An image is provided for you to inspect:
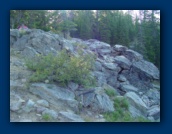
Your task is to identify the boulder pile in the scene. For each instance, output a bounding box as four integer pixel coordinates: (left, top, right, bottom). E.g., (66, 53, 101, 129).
(10, 29, 160, 122)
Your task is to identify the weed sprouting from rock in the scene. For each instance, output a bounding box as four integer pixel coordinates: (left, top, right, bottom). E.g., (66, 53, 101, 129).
(42, 113, 52, 121)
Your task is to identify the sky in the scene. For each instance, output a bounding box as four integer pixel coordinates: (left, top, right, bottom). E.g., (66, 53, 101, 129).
(123, 10, 160, 19)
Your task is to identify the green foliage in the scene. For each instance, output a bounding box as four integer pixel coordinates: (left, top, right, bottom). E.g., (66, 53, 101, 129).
(104, 111, 132, 122)
(59, 20, 77, 32)
(10, 10, 50, 31)
(25, 49, 96, 87)
(114, 97, 129, 111)
(84, 117, 93, 122)
(136, 117, 151, 122)
(105, 88, 117, 98)
(133, 10, 160, 69)
(72, 10, 94, 40)
(104, 97, 150, 122)
(42, 113, 53, 121)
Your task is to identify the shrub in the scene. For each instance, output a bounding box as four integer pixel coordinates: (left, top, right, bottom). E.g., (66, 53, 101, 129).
(114, 97, 129, 111)
(25, 49, 96, 87)
(42, 113, 52, 121)
(105, 88, 117, 98)
(104, 97, 150, 122)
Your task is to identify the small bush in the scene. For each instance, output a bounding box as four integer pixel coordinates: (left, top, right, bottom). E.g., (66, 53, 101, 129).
(114, 97, 129, 111)
(25, 49, 96, 87)
(42, 113, 52, 121)
(105, 88, 117, 98)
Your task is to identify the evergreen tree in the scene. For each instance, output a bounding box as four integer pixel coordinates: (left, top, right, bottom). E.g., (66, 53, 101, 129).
(58, 10, 77, 38)
(73, 10, 94, 40)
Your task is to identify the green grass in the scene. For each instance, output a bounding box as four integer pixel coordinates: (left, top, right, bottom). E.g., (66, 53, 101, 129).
(113, 97, 129, 111)
(42, 113, 53, 121)
(104, 84, 118, 98)
(105, 88, 117, 98)
(104, 97, 150, 122)
(84, 117, 93, 122)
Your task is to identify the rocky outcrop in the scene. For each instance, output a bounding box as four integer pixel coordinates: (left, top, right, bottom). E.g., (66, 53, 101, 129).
(29, 83, 79, 112)
(10, 29, 160, 122)
(125, 92, 148, 117)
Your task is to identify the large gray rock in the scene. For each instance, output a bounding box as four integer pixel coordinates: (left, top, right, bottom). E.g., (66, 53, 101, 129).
(102, 68, 115, 78)
(128, 105, 144, 118)
(113, 44, 127, 52)
(22, 99, 35, 113)
(117, 75, 127, 82)
(141, 95, 151, 107)
(10, 29, 62, 58)
(10, 29, 20, 38)
(10, 36, 16, 46)
(114, 56, 132, 70)
(153, 84, 160, 90)
(10, 80, 25, 90)
(93, 93, 114, 112)
(77, 87, 114, 113)
(132, 60, 159, 80)
(68, 82, 79, 91)
(94, 61, 103, 71)
(120, 85, 139, 93)
(62, 40, 74, 53)
(146, 89, 160, 106)
(147, 105, 160, 120)
(37, 100, 49, 108)
(125, 92, 148, 116)
(13, 35, 30, 51)
(70, 38, 83, 44)
(42, 109, 58, 120)
(82, 92, 95, 107)
(106, 76, 118, 88)
(36, 106, 48, 114)
(85, 87, 114, 113)
(29, 83, 78, 112)
(93, 71, 107, 86)
(98, 49, 111, 55)
(22, 46, 39, 58)
(27, 35, 60, 55)
(121, 69, 153, 92)
(103, 62, 118, 70)
(59, 111, 84, 122)
(84, 39, 111, 50)
(124, 49, 143, 62)
(100, 55, 115, 63)
(10, 93, 25, 111)
(146, 89, 160, 100)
